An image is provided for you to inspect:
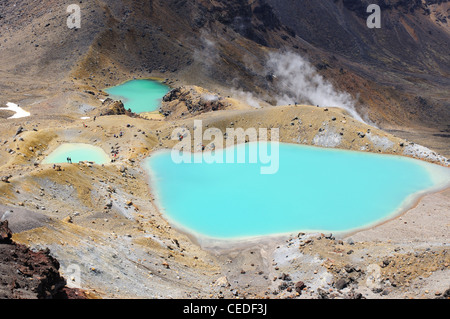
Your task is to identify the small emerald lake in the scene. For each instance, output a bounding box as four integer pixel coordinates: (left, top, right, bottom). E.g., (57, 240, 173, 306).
(104, 79, 170, 113)
(42, 143, 110, 165)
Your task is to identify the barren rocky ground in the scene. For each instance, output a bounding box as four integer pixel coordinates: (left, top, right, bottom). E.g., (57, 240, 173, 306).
(0, 220, 86, 299)
(0, 0, 449, 299)
(1, 94, 448, 299)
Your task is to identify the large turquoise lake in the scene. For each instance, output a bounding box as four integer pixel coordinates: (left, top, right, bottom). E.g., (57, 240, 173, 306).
(145, 143, 450, 240)
(104, 79, 170, 113)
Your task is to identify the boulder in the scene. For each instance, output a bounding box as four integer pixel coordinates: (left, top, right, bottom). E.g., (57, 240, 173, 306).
(14, 126, 24, 137)
(105, 201, 113, 209)
(344, 264, 355, 273)
(334, 278, 349, 290)
(63, 216, 73, 224)
(1, 175, 12, 183)
(0, 220, 12, 243)
(324, 233, 333, 239)
(279, 273, 292, 281)
(294, 281, 306, 293)
(215, 276, 230, 288)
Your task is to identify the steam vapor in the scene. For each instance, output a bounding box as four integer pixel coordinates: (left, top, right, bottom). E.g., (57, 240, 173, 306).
(267, 51, 365, 123)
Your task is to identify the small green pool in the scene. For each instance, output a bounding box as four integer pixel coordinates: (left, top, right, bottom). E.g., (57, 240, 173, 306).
(42, 143, 110, 164)
(104, 79, 170, 113)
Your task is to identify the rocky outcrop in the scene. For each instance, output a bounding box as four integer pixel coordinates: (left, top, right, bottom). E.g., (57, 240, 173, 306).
(160, 86, 228, 118)
(99, 98, 126, 116)
(98, 98, 139, 118)
(0, 221, 86, 299)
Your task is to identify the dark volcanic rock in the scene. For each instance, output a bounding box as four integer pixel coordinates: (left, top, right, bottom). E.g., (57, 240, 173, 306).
(160, 86, 227, 118)
(100, 98, 126, 116)
(99, 98, 139, 118)
(0, 221, 86, 299)
(14, 126, 24, 137)
(1, 175, 12, 183)
(0, 221, 12, 243)
(208, 0, 283, 46)
(294, 281, 306, 294)
(334, 278, 350, 290)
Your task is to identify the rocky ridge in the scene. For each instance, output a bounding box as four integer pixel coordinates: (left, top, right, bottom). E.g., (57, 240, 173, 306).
(0, 220, 87, 299)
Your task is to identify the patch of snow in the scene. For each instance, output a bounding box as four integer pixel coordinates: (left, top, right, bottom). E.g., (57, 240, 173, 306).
(0, 102, 31, 119)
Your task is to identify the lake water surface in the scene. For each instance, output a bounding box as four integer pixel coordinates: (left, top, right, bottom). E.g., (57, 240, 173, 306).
(104, 79, 170, 113)
(145, 142, 450, 240)
(42, 143, 110, 164)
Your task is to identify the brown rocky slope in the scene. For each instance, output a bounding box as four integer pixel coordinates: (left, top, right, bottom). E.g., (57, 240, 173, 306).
(0, 220, 87, 299)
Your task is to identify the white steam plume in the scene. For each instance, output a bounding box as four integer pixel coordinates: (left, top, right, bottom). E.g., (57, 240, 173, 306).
(230, 87, 262, 109)
(267, 51, 365, 123)
(193, 30, 219, 72)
